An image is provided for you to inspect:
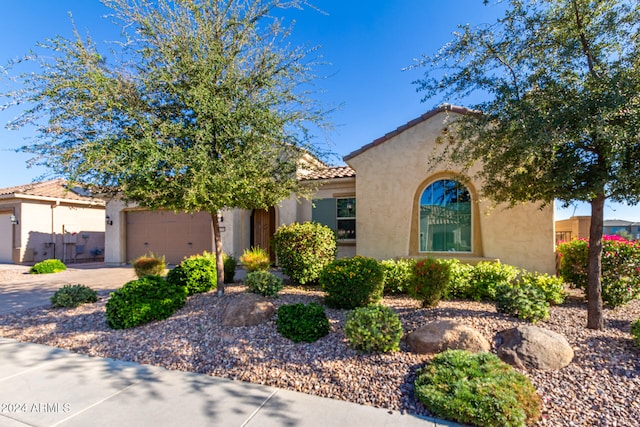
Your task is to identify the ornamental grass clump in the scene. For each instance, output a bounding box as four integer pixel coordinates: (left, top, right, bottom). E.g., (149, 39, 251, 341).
(239, 247, 271, 272)
(414, 350, 542, 427)
(166, 253, 216, 295)
(408, 258, 451, 307)
(495, 283, 549, 323)
(245, 270, 283, 298)
(132, 252, 166, 278)
(30, 259, 67, 274)
(50, 284, 98, 308)
(344, 304, 403, 353)
(276, 302, 330, 343)
(320, 256, 384, 309)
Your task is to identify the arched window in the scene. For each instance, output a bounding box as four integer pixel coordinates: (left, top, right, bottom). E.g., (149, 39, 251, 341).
(419, 179, 472, 252)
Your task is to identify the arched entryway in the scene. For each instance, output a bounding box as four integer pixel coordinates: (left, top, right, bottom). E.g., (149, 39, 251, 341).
(250, 206, 276, 262)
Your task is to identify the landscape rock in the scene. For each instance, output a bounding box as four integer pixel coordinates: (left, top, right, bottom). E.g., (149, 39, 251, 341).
(406, 319, 490, 354)
(221, 293, 275, 326)
(495, 325, 574, 370)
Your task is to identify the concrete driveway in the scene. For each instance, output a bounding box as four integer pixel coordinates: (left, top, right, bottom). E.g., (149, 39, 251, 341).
(0, 263, 137, 315)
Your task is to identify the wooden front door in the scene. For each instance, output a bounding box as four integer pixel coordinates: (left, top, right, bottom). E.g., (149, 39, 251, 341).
(252, 207, 276, 261)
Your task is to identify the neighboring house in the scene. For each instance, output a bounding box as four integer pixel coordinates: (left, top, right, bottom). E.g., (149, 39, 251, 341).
(105, 105, 556, 274)
(603, 219, 640, 240)
(0, 179, 106, 264)
(555, 216, 591, 243)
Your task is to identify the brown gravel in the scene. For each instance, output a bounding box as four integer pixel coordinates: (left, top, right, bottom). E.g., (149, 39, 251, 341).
(0, 282, 639, 426)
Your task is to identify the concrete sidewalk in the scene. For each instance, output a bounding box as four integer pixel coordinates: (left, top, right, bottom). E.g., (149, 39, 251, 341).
(0, 338, 459, 427)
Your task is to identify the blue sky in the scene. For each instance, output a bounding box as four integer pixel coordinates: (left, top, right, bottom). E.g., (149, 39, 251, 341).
(1, 0, 638, 221)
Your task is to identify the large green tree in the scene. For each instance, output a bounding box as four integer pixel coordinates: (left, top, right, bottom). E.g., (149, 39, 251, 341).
(413, 0, 640, 329)
(2, 0, 330, 295)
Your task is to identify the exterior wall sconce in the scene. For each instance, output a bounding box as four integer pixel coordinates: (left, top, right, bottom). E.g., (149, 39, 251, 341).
(217, 213, 224, 223)
(9, 214, 18, 225)
(105, 215, 113, 226)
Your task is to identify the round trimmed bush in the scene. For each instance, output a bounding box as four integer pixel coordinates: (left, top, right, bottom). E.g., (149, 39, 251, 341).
(495, 283, 550, 323)
(380, 259, 415, 295)
(245, 270, 283, 297)
(30, 259, 67, 274)
(442, 259, 474, 299)
(517, 271, 566, 305)
(50, 284, 98, 308)
(166, 254, 217, 295)
(320, 256, 384, 309)
(272, 222, 337, 285)
(468, 262, 520, 301)
(409, 258, 451, 307)
(276, 302, 330, 343)
(344, 304, 403, 353)
(414, 350, 542, 427)
(105, 276, 188, 329)
(132, 253, 166, 278)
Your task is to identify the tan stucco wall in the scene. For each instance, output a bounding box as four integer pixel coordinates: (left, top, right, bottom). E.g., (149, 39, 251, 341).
(345, 111, 556, 274)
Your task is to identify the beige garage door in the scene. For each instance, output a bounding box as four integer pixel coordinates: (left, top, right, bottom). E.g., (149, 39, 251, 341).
(0, 213, 12, 263)
(126, 210, 213, 265)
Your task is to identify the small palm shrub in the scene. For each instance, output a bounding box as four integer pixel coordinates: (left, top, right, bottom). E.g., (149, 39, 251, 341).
(50, 284, 98, 308)
(467, 262, 520, 301)
(320, 256, 384, 309)
(380, 259, 415, 294)
(240, 247, 271, 272)
(344, 304, 403, 353)
(414, 350, 542, 427)
(495, 283, 550, 323)
(272, 222, 337, 285)
(132, 253, 166, 278)
(105, 276, 188, 329)
(408, 258, 451, 307)
(223, 253, 238, 283)
(631, 319, 640, 348)
(442, 259, 473, 299)
(166, 253, 217, 295)
(517, 271, 566, 305)
(30, 259, 67, 274)
(245, 270, 283, 297)
(276, 302, 330, 343)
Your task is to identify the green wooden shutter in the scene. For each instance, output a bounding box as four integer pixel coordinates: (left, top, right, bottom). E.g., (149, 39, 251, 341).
(312, 198, 337, 231)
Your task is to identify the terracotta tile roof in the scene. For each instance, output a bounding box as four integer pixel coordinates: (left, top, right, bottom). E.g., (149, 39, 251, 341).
(299, 165, 356, 181)
(0, 179, 105, 204)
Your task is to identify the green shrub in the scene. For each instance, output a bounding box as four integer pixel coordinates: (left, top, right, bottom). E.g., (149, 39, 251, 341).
(517, 271, 566, 305)
(30, 259, 67, 274)
(414, 350, 542, 427)
(344, 304, 403, 353)
(468, 262, 520, 301)
(272, 222, 337, 285)
(495, 283, 550, 323)
(276, 302, 330, 343)
(50, 284, 98, 308)
(557, 236, 640, 307)
(223, 253, 238, 283)
(166, 253, 217, 295)
(408, 258, 451, 307)
(132, 253, 166, 278)
(320, 256, 384, 309)
(441, 259, 474, 299)
(245, 270, 284, 297)
(239, 247, 271, 272)
(105, 276, 188, 329)
(631, 320, 640, 348)
(380, 259, 415, 294)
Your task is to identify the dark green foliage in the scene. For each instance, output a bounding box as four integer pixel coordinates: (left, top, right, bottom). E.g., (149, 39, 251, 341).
(223, 253, 238, 284)
(632, 320, 640, 348)
(516, 271, 566, 305)
(245, 270, 283, 298)
(132, 253, 166, 278)
(408, 258, 451, 307)
(467, 262, 520, 301)
(166, 254, 217, 295)
(495, 284, 550, 323)
(380, 259, 415, 294)
(272, 222, 337, 285)
(50, 284, 98, 308)
(276, 302, 330, 343)
(442, 259, 473, 299)
(414, 350, 542, 427)
(30, 259, 67, 274)
(344, 305, 403, 353)
(105, 276, 188, 329)
(239, 247, 271, 272)
(320, 256, 384, 309)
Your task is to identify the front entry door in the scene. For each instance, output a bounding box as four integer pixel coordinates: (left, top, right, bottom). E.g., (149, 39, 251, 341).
(252, 207, 276, 261)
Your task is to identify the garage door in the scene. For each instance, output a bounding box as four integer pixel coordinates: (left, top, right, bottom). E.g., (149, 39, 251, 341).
(126, 211, 213, 265)
(0, 213, 12, 263)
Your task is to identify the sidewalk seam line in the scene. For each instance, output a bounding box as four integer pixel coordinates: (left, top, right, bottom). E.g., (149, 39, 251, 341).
(239, 389, 279, 427)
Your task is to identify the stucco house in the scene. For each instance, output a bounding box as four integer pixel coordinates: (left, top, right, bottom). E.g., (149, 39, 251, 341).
(0, 179, 106, 264)
(105, 105, 556, 274)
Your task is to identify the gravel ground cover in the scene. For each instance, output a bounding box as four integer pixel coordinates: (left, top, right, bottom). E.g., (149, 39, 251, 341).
(0, 280, 639, 426)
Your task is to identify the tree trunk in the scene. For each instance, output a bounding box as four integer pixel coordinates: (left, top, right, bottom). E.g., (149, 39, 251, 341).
(586, 194, 605, 329)
(211, 212, 225, 297)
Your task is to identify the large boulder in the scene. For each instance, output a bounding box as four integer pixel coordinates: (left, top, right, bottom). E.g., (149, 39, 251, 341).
(495, 325, 574, 370)
(406, 320, 490, 354)
(221, 293, 276, 327)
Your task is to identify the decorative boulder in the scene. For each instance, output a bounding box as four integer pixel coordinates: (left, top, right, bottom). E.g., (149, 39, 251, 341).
(221, 293, 276, 327)
(406, 320, 490, 354)
(495, 325, 574, 370)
